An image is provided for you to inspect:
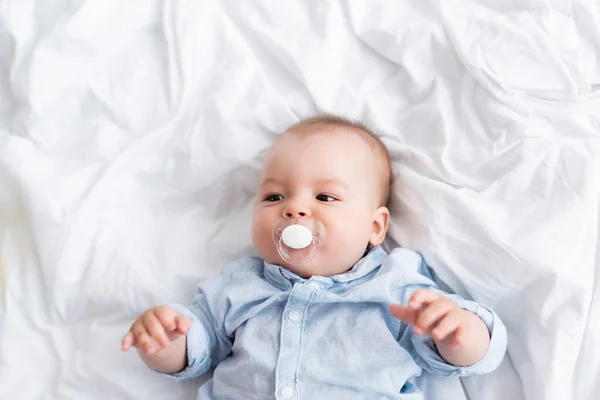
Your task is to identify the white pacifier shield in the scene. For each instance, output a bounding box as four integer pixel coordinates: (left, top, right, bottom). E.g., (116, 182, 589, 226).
(281, 224, 313, 249)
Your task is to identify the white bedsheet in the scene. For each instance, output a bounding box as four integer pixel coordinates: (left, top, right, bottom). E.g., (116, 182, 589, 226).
(1, 1, 600, 399)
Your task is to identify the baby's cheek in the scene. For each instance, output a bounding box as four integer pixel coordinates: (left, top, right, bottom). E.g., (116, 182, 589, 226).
(253, 216, 279, 260)
(251, 219, 268, 250)
(339, 215, 370, 243)
(326, 226, 365, 260)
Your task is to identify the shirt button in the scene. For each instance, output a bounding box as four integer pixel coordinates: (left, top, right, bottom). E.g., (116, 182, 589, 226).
(287, 311, 301, 322)
(309, 282, 320, 289)
(280, 386, 295, 399)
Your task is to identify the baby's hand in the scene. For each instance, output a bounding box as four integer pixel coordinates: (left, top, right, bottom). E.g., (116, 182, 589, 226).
(121, 305, 191, 356)
(389, 289, 468, 347)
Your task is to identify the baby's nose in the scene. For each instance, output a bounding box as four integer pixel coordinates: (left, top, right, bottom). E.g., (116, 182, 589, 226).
(283, 203, 310, 219)
(286, 210, 307, 218)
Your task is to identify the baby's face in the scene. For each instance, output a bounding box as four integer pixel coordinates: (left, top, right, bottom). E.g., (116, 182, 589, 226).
(252, 127, 389, 277)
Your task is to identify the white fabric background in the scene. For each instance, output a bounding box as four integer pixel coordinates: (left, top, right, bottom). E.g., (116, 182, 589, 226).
(1, 1, 599, 399)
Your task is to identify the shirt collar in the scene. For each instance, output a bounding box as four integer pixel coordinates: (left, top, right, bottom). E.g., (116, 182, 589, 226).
(263, 246, 388, 289)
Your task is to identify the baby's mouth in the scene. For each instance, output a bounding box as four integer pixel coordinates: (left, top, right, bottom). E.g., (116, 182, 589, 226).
(273, 219, 325, 266)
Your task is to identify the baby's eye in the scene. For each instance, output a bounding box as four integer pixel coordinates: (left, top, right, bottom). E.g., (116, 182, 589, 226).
(265, 194, 284, 202)
(316, 194, 337, 202)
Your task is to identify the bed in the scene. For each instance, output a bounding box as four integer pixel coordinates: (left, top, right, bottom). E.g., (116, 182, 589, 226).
(1, 1, 599, 399)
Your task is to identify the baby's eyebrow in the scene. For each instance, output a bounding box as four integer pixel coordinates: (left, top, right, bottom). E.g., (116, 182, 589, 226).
(314, 178, 349, 190)
(259, 177, 349, 190)
(260, 177, 285, 186)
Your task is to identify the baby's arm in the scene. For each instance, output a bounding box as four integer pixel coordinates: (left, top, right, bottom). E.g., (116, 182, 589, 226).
(390, 289, 491, 367)
(122, 305, 191, 373)
(122, 271, 236, 380)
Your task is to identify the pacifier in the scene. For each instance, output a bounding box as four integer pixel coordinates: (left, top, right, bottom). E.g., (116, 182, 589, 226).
(273, 219, 325, 265)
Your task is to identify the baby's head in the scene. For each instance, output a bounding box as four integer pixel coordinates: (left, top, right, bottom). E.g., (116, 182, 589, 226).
(252, 115, 391, 278)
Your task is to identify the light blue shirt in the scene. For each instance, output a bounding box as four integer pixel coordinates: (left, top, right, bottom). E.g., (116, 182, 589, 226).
(163, 246, 507, 399)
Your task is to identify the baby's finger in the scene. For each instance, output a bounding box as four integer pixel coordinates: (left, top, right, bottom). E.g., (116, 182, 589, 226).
(175, 316, 191, 335)
(154, 305, 178, 331)
(389, 304, 417, 325)
(143, 312, 170, 348)
(414, 298, 455, 335)
(136, 331, 156, 355)
(432, 310, 464, 342)
(408, 289, 441, 309)
(121, 332, 135, 351)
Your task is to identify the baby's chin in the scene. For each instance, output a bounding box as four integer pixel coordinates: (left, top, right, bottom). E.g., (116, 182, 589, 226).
(262, 251, 322, 278)
(277, 256, 351, 279)
(260, 245, 355, 278)
(285, 262, 321, 279)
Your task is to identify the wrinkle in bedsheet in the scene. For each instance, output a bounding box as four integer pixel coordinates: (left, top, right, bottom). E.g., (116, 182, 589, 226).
(1, 1, 600, 400)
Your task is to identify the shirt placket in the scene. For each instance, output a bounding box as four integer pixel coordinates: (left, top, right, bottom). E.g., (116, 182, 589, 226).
(274, 281, 316, 399)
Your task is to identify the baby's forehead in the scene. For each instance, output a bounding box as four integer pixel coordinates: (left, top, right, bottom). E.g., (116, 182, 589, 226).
(262, 123, 391, 205)
(266, 126, 375, 168)
(271, 118, 392, 205)
(277, 124, 377, 155)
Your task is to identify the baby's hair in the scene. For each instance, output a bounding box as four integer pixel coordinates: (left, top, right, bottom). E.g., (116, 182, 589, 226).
(285, 114, 392, 207)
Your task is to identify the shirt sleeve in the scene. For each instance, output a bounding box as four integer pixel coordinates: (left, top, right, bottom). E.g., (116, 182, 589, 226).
(156, 276, 234, 381)
(396, 257, 508, 378)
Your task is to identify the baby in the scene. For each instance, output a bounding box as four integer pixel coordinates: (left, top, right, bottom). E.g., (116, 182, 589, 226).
(121, 116, 507, 399)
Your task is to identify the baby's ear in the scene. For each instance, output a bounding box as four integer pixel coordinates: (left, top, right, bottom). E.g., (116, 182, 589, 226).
(369, 206, 390, 246)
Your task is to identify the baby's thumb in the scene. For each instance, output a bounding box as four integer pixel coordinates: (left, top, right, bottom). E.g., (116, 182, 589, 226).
(165, 315, 190, 341)
(121, 332, 135, 351)
(175, 315, 191, 335)
(389, 304, 416, 325)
